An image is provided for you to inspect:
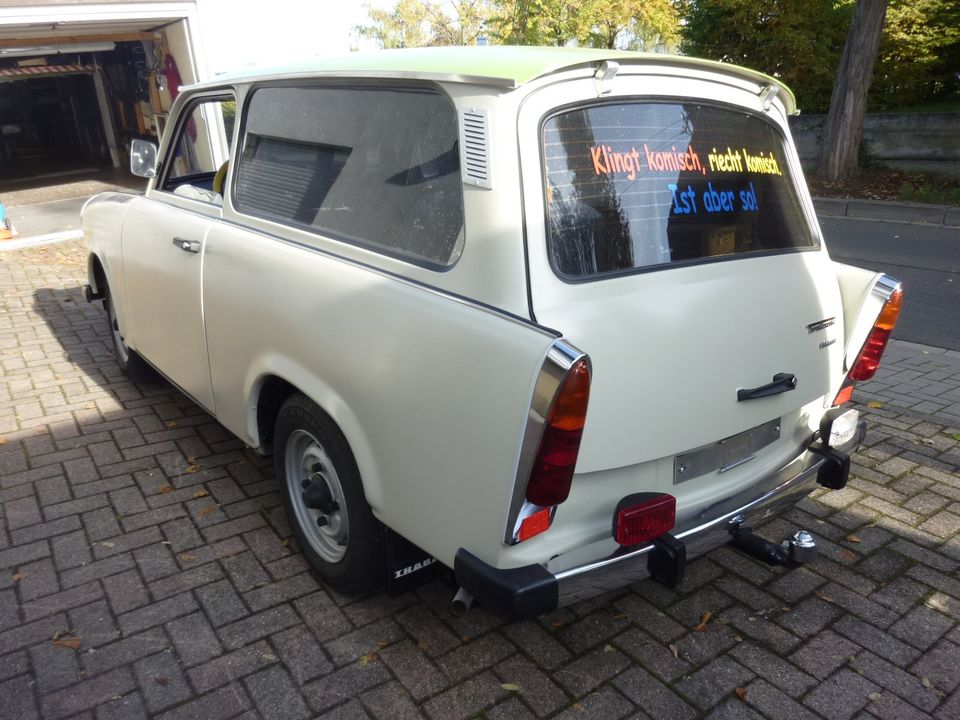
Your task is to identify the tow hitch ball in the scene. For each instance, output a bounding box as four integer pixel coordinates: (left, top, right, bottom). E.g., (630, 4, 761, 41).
(731, 527, 817, 567)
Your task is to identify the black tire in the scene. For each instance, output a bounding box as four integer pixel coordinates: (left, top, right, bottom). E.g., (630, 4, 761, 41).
(274, 393, 384, 594)
(103, 287, 153, 382)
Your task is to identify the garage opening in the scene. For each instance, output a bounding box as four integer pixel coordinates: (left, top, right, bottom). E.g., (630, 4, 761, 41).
(0, 30, 191, 187)
(0, 68, 108, 181)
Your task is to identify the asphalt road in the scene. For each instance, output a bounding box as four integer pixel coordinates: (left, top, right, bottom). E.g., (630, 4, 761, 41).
(820, 216, 960, 351)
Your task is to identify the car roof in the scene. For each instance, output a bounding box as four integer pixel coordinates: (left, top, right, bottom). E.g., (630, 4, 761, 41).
(191, 46, 797, 114)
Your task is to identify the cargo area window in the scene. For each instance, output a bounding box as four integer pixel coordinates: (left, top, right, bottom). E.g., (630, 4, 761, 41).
(543, 102, 817, 279)
(234, 84, 464, 268)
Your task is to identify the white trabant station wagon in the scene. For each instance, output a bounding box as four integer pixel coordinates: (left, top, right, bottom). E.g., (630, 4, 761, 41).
(82, 47, 903, 618)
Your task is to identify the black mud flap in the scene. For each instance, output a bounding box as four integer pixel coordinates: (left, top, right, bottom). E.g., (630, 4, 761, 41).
(647, 533, 686, 588)
(384, 528, 442, 595)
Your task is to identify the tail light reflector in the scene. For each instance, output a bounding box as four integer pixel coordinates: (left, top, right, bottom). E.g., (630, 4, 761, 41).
(848, 287, 903, 382)
(614, 494, 676, 547)
(524, 358, 591, 508)
(516, 507, 552, 542)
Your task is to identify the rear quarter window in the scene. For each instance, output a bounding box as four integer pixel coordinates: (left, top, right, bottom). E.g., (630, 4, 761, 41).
(543, 102, 817, 280)
(234, 84, 464, 269)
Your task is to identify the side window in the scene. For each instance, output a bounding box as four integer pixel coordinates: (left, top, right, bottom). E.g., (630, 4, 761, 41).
(161, 96, 235, 205)
(234, 84, 464, 268)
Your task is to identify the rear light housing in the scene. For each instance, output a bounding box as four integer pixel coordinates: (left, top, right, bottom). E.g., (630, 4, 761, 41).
(524, 358, 590, 507)
(832, 279, 902, 406)
(849, 286, 903, 382)
(505, 342, 591, 545)
(614, 494, 676, 546)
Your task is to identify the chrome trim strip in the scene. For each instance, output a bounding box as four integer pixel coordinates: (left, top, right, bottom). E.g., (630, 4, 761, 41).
(502, 340, 587, 545)
(871, 273, 901, 302)
(553, 446, 825, 605)
(192, 70, 520, 92)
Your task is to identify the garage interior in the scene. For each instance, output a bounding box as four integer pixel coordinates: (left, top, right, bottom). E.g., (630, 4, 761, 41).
(0, 13, 199, 187)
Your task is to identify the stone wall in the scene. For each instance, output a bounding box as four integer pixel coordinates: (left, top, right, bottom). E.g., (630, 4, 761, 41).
(789, 113, 960, 163)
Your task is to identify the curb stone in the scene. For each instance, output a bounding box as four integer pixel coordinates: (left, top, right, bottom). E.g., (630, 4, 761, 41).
(814, 197, 960, 227)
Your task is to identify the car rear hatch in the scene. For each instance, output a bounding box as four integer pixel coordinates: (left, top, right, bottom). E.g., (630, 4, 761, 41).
(517, 73, 845, 500)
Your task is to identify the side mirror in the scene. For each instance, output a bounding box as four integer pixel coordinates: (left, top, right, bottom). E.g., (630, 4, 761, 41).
(130, 139, 158, 178)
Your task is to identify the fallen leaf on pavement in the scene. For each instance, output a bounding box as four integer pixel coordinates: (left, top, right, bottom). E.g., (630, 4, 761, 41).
(261, 654, 278, 662)
(158, 485, 174, 494)
(693, 611, 713, 632)
(165, 420, 177, 428)
(815, 590, 834, 604)
(193, 489, 209, 498)
(866, 401, 883, 409)
(735, 687, 746, 701)
(52, 636, 81, 650)
(846, 534, 862, 543)
(868, 692, 881, 701)
(841, 549, 857, 561)
(11, 573, 24, 582)
(196, 506, 218, 518)
(0, 437, 6, 445)
(179, 554, 196, 562)
(922, 677, 933, 689)
(500, 683, 521, 692)
(99, 541, 115, 548)
(669, 644, 679, 658)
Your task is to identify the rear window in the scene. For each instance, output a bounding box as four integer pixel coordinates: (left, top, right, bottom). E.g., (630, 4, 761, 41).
(234, 84, 464, 268)
(543, 102, 817, 279)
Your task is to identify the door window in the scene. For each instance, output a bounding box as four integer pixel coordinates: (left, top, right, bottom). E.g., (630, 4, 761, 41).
(161, 96, 235, 204)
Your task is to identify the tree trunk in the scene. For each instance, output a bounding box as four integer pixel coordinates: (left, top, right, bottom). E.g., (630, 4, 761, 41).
(817, 0, 888, 181)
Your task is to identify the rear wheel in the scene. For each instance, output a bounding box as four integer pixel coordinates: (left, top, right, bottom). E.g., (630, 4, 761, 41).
(103, 287, 151, 381)
(274, 393, 383, 594)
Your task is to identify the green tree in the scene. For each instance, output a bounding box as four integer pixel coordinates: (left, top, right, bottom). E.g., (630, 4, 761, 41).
(677, 0, 852, 113)
(487, 0, 679, 49)
(357, 0, 492, 48)
(870, 0, 960, 109)
(588, 0, 680, 51)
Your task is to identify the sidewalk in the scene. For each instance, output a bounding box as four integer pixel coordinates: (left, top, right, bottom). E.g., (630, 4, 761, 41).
(814, 197, 960, 227)
(858, 340, 960, 430)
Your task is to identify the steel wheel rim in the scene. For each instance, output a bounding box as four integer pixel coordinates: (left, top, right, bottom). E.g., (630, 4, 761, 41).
(284, 429, 348, 563)
(106, 297, 129, 364)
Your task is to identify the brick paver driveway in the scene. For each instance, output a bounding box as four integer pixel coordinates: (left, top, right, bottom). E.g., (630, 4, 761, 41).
(2, 240, 959, 719)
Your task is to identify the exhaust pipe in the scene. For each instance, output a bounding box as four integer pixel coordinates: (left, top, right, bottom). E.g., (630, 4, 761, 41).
(732, 529, 817, 567)
(450, 587, 474, 616)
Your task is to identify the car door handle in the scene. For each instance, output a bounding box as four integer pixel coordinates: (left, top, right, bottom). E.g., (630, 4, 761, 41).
(737, 373, 798, 401)
(172, 237, 201, 253)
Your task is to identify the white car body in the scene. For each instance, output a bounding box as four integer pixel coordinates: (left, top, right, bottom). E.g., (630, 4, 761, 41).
(83, 47, 901, 617)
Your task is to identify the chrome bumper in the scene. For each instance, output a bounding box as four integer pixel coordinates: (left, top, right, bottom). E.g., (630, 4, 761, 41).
(553, 447, 826, 606)
(455, 424, 863, 619)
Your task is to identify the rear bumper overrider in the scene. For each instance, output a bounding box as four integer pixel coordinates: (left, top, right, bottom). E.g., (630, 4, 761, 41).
(455, 423, 864, 619)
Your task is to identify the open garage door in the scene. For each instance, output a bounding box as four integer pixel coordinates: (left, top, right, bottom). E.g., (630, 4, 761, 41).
(0, 3, 207, 185)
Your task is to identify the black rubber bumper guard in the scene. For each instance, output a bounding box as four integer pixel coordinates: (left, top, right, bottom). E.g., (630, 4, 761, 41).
(455, 430, 860, 620)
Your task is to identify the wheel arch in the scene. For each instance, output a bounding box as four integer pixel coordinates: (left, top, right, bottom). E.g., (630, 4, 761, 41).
(88, 252, 107, 296)
(249, 366, 384, 512)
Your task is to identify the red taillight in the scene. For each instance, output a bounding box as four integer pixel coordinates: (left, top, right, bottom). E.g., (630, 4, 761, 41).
(525, 359, 591, 508)
(848, 287, 903, 382)
(615, 494, 676, 546)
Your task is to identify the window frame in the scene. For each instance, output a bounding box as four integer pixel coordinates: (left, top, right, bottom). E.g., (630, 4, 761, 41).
(539, 96, 821, 284)
(230, 78, 466, 272)
(157, 92, 236, 202)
